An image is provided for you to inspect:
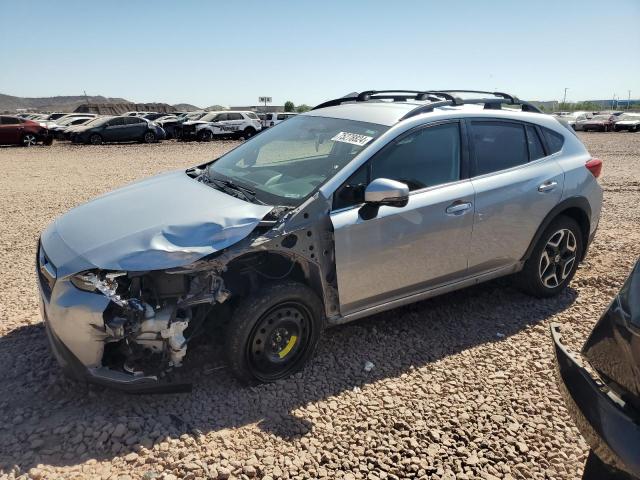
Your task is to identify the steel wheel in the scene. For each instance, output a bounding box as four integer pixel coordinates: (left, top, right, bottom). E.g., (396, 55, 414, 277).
(22, 134, 37, 147)
(246, 302, 311, 381)
(539, 228, 577, 289)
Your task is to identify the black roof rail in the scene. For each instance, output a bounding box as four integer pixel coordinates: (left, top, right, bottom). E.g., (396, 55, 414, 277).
(312, 90, 463, 110)
(312, 89, 543, 116)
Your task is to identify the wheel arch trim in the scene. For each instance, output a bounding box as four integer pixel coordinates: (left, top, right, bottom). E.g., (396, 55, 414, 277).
(522, 196, 592, 262)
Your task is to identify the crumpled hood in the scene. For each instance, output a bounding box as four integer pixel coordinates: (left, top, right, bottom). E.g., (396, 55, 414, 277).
(41, 170, 273, 277)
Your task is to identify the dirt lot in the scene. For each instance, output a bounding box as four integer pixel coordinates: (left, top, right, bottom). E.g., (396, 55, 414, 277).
(0, 133, 638, 480)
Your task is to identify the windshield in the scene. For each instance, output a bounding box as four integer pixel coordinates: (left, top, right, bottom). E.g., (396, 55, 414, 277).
(206, 115, 388, 206)
(85, 117, 110, 126)
(199, 112, 222, 122)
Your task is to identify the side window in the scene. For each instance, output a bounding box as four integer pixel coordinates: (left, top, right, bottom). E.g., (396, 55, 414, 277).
(371, 123, 461, 191)
(1, 116, 21, 125)
(124, 117, 142, 125)
(526, 125, 545, 161)
(471, 121, 528, 175)
(246, 112, 258, 119)
(333, 164, 369, 210)
(227, 113, 243, 120)
(213, 114, 227, 122)
(542, 128, 564, 154)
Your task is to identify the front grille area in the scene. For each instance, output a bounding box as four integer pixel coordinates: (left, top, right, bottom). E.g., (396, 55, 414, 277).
(37, 242, 56, 301)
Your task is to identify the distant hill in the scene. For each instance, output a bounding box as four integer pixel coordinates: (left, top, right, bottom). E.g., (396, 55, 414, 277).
(0, 93, 130, 113)
(172, 103, 201, 112)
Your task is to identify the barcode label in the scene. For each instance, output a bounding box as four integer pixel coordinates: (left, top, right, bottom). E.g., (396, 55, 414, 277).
(331, 131, 373, 147)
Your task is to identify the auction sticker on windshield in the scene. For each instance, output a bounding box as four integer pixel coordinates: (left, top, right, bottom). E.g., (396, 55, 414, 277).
(331, 131, 373, 147)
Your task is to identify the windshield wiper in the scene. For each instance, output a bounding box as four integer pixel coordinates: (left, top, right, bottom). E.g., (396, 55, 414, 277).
(210, 177, 263, 204)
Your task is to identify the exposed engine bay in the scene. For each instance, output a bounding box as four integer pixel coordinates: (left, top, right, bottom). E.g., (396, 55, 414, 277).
(71, 269, 230, 377)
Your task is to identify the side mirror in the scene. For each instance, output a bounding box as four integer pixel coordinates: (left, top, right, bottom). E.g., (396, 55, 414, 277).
(364, 178, 409, 208)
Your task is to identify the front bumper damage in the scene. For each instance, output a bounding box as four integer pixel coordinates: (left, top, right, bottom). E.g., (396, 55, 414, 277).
(36, 170, 340, 393)
(550, 324, 640, 478)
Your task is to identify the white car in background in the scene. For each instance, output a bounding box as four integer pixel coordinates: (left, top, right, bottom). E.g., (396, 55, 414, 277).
(263, 112, 297, 128)
(613, 113, 640, 132)
(180, 111, 262, 141)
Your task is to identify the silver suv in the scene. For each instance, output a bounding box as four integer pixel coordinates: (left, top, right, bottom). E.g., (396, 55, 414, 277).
(37, 90, 603, 390)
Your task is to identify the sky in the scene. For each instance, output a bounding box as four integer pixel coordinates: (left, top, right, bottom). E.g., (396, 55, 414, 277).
(1, 0, 639, 108)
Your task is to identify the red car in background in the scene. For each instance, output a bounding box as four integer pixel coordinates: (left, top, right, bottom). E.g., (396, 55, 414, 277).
(581, 114, 617, 132)
(0, 115, 53, 146)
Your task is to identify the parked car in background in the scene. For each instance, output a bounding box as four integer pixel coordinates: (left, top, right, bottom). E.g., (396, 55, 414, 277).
(262, 112, 297, 128)
(551, 258, 640, 479)
(43, 112, 69, 121)
(0, 115, 52, 146)
(48, 117, 95, 140)
(37, 89, 603, 390)
(613, 113, 640, 132)
(143, 112, 171, 121)
(181, 111, 262, 141)
(557, 112, 592, 131)
(582, 114, 617, 132)
(70, 116, 165, 144)
(155, 115, 183, 139)
(124, 111, 157, 117)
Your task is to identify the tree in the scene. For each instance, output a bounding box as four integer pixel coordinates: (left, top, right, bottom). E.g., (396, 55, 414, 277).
(295, 104, 311, 113)
(284, 101, 295, 112)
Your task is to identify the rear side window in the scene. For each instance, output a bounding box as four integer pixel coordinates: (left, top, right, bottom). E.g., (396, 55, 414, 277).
(526, 125, 545, 161)
(277, 114, 286, 120)
(1, 116, 21, 125)
(228, 113, 243, 120)
(471, 121, 528, 176)
(246, 112, 258, 119)
(542, 128, 564, 154)
(371, 122, 461, 191)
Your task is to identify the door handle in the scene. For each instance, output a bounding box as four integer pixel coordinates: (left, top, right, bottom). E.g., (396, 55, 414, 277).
(538, 181, 558, 192)
(446, 202, 472, 215)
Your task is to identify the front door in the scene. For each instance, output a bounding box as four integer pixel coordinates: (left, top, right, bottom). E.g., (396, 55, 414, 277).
(330, 121, 474, 315)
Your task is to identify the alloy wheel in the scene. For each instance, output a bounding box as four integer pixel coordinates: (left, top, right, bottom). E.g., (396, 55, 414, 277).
(22, 134, 37, 147)
(247, 302, 311, 381)
(539, 229, 577, 288)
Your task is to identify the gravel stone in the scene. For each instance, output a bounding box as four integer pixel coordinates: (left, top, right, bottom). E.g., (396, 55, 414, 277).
(0, 134, 637, 479)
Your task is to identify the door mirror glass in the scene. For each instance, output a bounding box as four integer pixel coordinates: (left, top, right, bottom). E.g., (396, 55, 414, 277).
(364, 178, 409, 207)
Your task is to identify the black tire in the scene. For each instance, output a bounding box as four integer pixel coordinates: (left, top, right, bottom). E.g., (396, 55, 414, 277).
(198, 130, 213, 142)
(143, 131, 156, 143)
(89, 133, 102, 145)
(516, 215, 584, 298)
(43, 136, 53, 146)
(242, 127, 256, 139)
(224, 282, 325, 383)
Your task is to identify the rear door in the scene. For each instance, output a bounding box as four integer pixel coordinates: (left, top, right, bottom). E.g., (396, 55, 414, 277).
(467, 120, 564, 274)
(225, 112, 244, 133)
(123, 117, 147, 140)
(331, 121, 475, 314)
(0, 116, 23, 144)
(103, 117, 126, 141)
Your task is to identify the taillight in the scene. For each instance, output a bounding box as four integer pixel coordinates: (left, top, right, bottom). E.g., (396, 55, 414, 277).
(585, 158, 602, 178)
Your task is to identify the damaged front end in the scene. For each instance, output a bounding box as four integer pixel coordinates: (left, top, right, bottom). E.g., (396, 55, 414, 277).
(75, 269, 228, 374)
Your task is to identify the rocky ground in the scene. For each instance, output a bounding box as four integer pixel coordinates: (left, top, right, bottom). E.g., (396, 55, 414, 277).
(0, 133, 638, 480)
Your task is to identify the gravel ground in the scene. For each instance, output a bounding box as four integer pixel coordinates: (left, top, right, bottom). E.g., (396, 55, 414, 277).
(0, 133, 638, 480)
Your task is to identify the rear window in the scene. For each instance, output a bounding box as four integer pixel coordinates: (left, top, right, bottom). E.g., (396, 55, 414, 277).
(471, 121, 528, 176)
(542, 128, 564, 154)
